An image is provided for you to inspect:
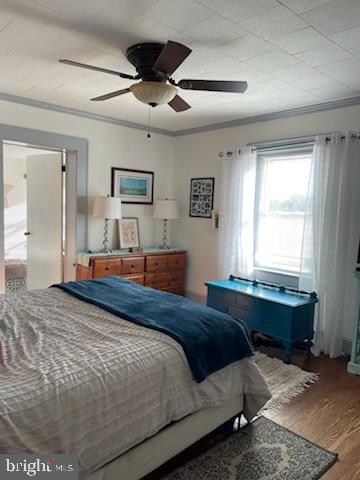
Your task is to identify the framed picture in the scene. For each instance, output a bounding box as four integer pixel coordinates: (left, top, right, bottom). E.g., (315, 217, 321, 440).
(112, 167, 154, 204)
(189, 177, 215, 218)
(118, 218, 140, 249)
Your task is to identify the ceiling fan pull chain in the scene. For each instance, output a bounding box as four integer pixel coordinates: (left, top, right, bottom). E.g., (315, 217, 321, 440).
(147, 106, 151, 138)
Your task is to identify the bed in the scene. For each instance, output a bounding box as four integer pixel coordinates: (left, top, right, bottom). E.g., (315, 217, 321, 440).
(0, 279, 271, 480)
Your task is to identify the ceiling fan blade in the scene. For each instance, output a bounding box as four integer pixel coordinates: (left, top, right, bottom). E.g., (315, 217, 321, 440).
(59, 59, 136, 80)
(168, 95, 191, 112)
(178, 79, 248, 93)
(153, 41, 192, 77)
(91, 88, 131, 101)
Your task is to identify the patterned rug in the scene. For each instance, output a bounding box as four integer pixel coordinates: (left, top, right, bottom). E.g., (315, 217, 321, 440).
(161, 417, 338, 480)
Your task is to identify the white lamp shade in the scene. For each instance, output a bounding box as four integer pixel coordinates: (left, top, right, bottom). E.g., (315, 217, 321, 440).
(93, 196, 122, 219)
(153, 199, 179, 220)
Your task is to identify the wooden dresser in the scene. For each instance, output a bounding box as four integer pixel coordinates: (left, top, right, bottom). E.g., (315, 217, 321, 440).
(76, 248, 187, 296)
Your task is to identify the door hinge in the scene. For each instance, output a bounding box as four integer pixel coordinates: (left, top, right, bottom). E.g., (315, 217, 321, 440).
(62, 165, 66, 172)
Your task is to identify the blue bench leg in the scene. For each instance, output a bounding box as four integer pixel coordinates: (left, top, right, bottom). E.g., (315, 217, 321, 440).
(282, 342, 293, 364)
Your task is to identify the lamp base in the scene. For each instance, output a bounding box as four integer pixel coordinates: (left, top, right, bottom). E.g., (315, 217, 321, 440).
(158, 243, 170, 250)
(100, 219, 112, 254)
(158, 219, 171, 250)
(99, 246, 112, 254)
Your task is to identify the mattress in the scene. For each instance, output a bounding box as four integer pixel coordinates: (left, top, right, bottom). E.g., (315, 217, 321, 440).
(0, 288, 270, 475)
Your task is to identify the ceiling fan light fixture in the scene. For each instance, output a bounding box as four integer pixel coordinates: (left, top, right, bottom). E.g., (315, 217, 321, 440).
(130, 81, 177, 107)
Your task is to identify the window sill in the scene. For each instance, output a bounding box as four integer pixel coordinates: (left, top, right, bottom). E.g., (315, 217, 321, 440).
(255, 266, 299, 277)
(253, 268, 299, 288)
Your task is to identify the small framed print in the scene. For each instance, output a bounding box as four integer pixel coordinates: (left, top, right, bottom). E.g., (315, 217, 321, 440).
(118, 218, 140, 249)
(189, 177, 215, 218)
(111, 167, 154, 204)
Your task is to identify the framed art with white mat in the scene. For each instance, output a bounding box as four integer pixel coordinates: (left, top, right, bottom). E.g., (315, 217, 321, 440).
(112, 167, 154, 204)
(118, 218, 140, 249)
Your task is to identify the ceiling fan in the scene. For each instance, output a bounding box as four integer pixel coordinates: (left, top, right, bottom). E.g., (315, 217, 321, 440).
(59, 41, 248, 112)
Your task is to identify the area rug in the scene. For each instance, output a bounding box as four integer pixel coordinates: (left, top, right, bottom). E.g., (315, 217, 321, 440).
(161, 416, 338, 480)
(254, 351, 319, 412)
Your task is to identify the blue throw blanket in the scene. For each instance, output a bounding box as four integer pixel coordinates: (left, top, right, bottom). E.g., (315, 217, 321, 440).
(54, 276, 254, 383)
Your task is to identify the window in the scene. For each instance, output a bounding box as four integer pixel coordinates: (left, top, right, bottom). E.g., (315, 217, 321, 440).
(254, 147, 313, 276)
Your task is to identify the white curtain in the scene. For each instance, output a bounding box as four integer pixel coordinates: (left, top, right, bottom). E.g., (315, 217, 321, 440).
(300, 133, 360, 357)
(218, 147, 257, 279)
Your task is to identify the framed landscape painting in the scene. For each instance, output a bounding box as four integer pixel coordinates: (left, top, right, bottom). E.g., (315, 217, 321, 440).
(112, 167, 154, 204)
(189, 177, 215, 218)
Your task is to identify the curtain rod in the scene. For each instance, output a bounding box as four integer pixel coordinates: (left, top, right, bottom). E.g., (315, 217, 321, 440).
(249, 131, 360, 150)
(218, 132, 360, 157)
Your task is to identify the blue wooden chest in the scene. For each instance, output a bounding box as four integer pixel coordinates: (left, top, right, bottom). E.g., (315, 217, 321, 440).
(206, 278, 317, 363)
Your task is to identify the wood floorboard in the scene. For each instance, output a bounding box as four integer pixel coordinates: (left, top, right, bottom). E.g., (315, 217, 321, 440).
(260, 345, 360, 480)
(143, 346, 360, 479)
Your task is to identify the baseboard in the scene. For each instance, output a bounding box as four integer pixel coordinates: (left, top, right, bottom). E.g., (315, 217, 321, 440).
(186, 290, 353, 355)
(347, 361, 360, 375)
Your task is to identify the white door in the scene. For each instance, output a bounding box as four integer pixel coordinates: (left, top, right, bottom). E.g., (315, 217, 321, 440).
(26, 153, 63, 290)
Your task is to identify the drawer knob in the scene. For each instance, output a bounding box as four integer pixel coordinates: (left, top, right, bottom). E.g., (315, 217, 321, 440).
(155, 262, 159, 266)
(131, 264, 135, 268)
(105, 266, 110, 270)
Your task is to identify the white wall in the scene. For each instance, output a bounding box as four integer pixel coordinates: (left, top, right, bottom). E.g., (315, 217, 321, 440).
(1, 98, 359, 342)
(0, 100, 175, 251)
(3, 156, 26, 207)
(172, 104, 360, 341)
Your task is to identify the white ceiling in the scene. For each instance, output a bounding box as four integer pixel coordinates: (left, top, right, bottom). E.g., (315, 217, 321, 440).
(0, 0, 360, 132)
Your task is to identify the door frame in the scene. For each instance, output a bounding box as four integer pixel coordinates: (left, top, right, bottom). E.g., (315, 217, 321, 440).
(0, 124, 88, 293)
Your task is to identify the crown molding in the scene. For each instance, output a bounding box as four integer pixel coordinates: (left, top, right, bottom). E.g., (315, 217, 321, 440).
(0, 92, 174, 137)
(173, 95, 360, 136)
(1, 91, 360, 138)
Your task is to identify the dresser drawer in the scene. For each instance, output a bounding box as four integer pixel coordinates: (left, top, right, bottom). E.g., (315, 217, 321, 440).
(166, 287, 185, 296)
(228, 305, 265, 328)
(228, 303, 292, 339)
(146, 273, 170, 289)
(121, 274, 145, 286)
(146, 255, 168, 273)
(93, 258, 122, 277)
(207, 287, 236, 305)
(146, 273, 184, 291)
(145, 272, 184, 289)
(207, 287, 236, 313)
(236, 294, 255, 309)
(168, 272, 184, 288)
(122, 257, 145, 274)
(167, 253, 185, 271)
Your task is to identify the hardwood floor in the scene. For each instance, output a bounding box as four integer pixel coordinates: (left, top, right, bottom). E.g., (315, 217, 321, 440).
(261, 345, 360, 480)
(143, 346, 360, 480)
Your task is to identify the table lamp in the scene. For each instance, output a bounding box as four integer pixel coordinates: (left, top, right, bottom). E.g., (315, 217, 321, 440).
(93, 196, 122, 253)
(153, 199, 179, 249)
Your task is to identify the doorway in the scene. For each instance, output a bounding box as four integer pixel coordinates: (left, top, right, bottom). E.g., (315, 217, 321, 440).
(0, 123, 88, 294)
(3, 143, 65, 292)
